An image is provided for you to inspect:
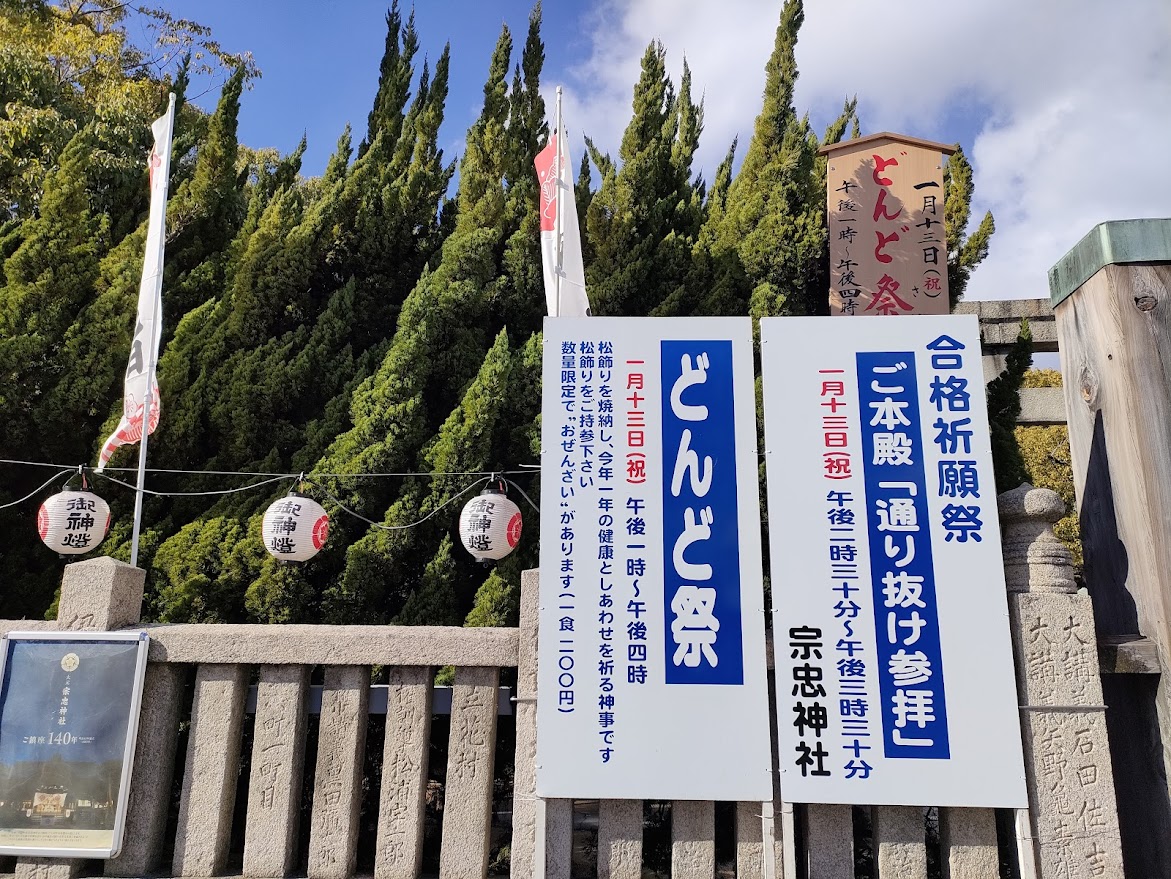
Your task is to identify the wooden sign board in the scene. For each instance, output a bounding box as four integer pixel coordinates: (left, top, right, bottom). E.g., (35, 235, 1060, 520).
(821, 133, 956, 316)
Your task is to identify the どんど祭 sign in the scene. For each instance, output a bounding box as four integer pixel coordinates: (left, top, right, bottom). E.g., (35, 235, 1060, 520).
(822, 133, 956, 317)
(536, 317, 771, 801)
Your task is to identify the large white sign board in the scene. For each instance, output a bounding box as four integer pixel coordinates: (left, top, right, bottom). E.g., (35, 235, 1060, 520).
(761, 315, 1027, 807)
(537, 317, 771, 800)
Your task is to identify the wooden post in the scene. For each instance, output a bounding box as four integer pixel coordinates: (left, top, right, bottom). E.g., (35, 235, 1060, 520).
(1050, 218, 1171, 876)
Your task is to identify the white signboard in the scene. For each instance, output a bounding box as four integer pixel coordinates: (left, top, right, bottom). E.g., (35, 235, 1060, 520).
(761, 315, 1027, 807)
(537, 317, 771, 800)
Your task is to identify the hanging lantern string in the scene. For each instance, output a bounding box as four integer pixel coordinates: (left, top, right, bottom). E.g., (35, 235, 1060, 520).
(94, 471, 293, 498)
(0, 469, 77, 512)
(0, 457, 536, 479)
(0, 459, 540, 532)
(304, 475, 492, 532)
(503, 477, 540, 514)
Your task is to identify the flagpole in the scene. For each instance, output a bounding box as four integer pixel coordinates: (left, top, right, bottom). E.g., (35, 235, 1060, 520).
(554, 86, 564, 318)
(128, 299, 159, 569)
(129, 93, 175, 569)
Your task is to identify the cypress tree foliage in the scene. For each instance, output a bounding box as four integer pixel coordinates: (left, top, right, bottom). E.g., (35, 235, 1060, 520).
(328, 328, 515, 625)
(168, 66, 248, 278)
(506, 2, 546, 187)
(986, 320, 1033, 493)
(42, 76, 250, 472)
(574, 153, 593, 265)
(0, 127, 104, 618)
(585, 44, 705, 318)
(317, 22, 515, 510)
(0, 127, 103, 462)
(944, 144, 995, 307)
(359, 1, 418, 159)
(151, 515, 262, 623)
(322, 124, 352, 188)
(706, 138, 737, 217)
(712, 0, 826, 319)
(142, 11, 454, 620)
(342, 44, 455, 349)
(315, 18, 551, 625)
(495, 4, 548, 338)
(462, 330, 543, 627)
(149, 9, 443, 481)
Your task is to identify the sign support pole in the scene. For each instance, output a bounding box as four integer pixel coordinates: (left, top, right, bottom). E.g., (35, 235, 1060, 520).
(553, 86, 563, 319)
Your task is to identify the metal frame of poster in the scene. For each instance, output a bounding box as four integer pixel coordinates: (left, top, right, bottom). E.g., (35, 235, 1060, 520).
(536, 316, 771, 801)
(0, 631, 149, 858)
(760, 315, 1027, 808)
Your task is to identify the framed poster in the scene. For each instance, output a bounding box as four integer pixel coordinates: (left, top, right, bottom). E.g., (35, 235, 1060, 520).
(761, 314, 1027, 807)
(0, 631, 150, 857)
(536, 317, 771, 801)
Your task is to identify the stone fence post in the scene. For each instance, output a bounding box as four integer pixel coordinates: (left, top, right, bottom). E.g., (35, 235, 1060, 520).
(1000, 485, 1123, 878)
(15, 558, 145, 879)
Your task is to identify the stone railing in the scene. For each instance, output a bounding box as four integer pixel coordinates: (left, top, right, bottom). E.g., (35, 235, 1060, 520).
(0, 483, 1125, 879)
(0, 562, 529, 879)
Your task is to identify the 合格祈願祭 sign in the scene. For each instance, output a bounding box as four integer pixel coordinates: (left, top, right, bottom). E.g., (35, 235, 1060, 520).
(0, 631, 149, 857)
(536, 317, 771, 800)
(761, 315, 1027, 807)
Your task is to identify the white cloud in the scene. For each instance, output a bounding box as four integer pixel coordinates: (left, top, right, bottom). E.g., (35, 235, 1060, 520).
(563, 0, 1171, 301)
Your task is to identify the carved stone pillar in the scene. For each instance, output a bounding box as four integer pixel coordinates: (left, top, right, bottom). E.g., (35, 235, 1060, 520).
(1000, 484, 1123, 878)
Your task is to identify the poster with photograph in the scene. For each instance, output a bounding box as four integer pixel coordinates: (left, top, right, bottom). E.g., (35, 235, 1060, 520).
(0, 631, 149, 857)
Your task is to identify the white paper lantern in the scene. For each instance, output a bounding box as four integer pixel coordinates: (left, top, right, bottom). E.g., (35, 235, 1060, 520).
(459, 488, 522, 562)
(262, 493, 329, 562)
(37, 490, 111, 556)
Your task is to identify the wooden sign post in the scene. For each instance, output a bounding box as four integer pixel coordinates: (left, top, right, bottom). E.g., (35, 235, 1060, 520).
(821, 133, 956, 316)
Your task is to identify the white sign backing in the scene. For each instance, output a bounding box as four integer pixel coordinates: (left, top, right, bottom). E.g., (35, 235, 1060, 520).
(761, 315, 1027, 808)
(537, 317, 771, 801)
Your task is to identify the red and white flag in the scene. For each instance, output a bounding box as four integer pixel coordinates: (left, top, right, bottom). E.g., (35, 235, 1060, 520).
(535, 131, 591, 317)
(97, 94, 175, 470)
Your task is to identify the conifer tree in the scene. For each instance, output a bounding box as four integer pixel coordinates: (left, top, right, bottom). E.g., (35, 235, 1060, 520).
(944, 145, 995, 307)
(0, 127, 102, 462)
(585, 43, 705, 317)
(712, 0, 825, 319)
(324, 329, 514, 624)
(987, 321, 1033, 492)
(0, 127, 106, 618)
(149, 15, 466, 622)
(360, 2, 418, 158)
(310, 13, 549, 625)
(317, 23, 516, 512)
(44, 76, 250, 470)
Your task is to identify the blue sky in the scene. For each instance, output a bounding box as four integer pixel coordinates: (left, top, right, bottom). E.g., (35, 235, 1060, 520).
(158, 0, 1171, 304)
(162, 2, 594, 177)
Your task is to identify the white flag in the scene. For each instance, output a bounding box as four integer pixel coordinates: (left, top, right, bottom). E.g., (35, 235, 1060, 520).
(535, 132, 591, 317)
(97, 94, 175, 470)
